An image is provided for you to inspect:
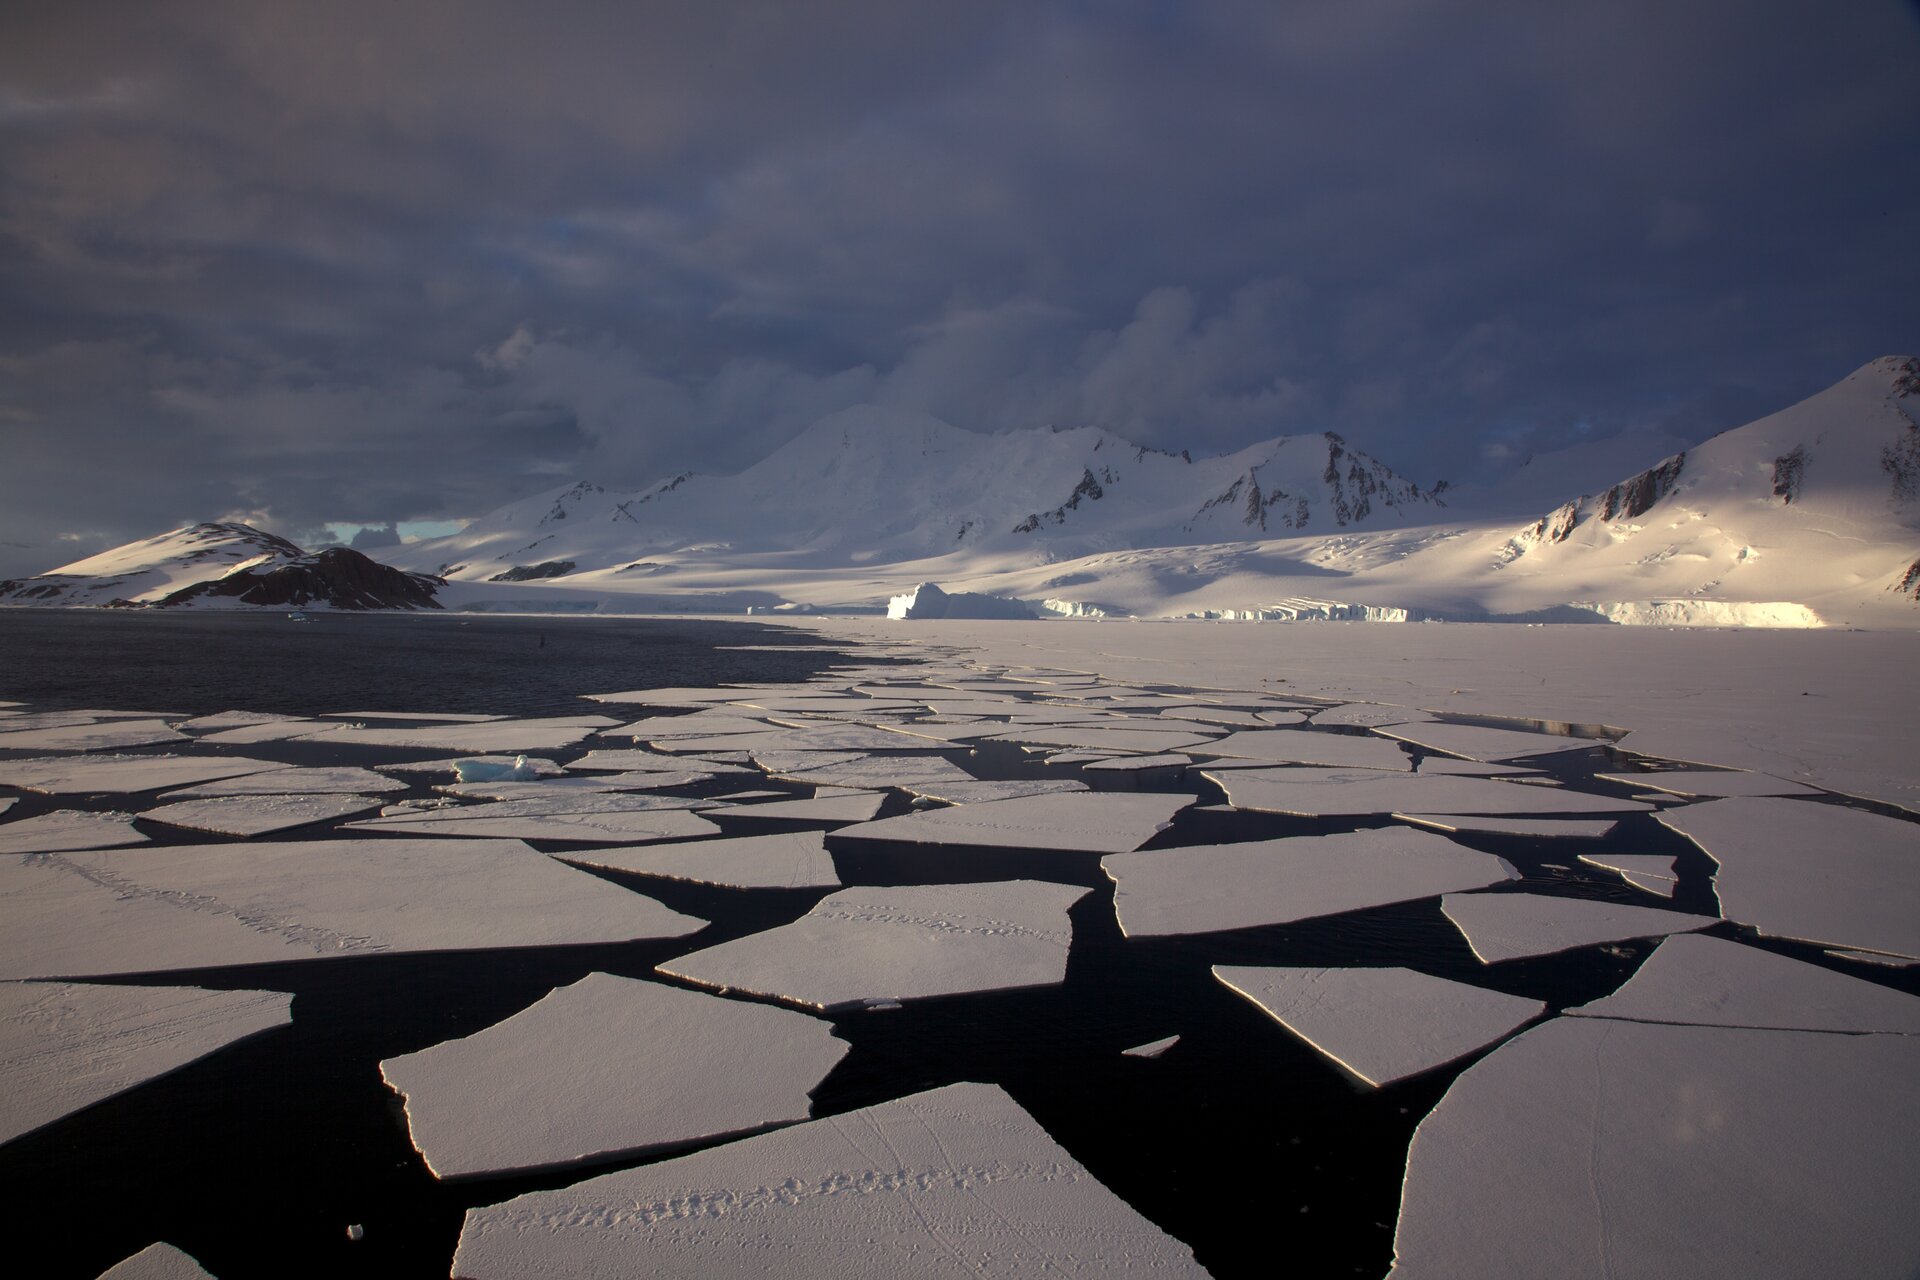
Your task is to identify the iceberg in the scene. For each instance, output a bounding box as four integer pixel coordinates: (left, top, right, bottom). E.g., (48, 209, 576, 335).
(886, 582, 1033, 620)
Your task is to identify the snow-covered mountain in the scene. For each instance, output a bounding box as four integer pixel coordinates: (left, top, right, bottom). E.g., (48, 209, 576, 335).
(0, 523, 445, 610)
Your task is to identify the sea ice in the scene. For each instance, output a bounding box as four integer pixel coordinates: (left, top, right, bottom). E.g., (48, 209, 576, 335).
(980, 725, 1220, 754)
(0, 838, 703, 980)
(0, 798, 12, 817)
(833, 791, 1192, 854)
(1152, 706, 1271, 727)
(1254, 709, 1310, 725)
(1122, 1035, 1180, 1059)
(196, 720, 335, 745)
(567, 748, 755, 774)
(452, 1081, 1206, 1277)
(1084, 753, 1190, 772)
(900, 779, 1089, 805)
(586, 686, 776, 705)
(94, 1242, 216, 1279)
(1203, 767, 1650, 816)
(609, 713, 778, 739)
(2, 981, 291, 1147)
(0, 810, 150, 855)
(1655, 797, 1920, 959)
(1413, 758, 1538, 776)
(375, 754, 564, 778)
(1566, 933, 1920, 1034)
(0, 754, 291, 795)
(139, 793, 386, 837)
(1190, 729, 1412, 771)
(380, 974, 849, 1179)
(659, 880, 1089, 1010)
(759, 754, 974, 792)
(452, 755, 543, 782)
(1395, 814, 1618, 839)
(707, 792, 887, 824)
(1213, 965, 1544, 1087)
(1104, 828, 1519, 938)
(161, 765, 406, 797)
(560, 831, 842, 891)
(1389, 1018, 1920, 1280)
(1593, 769, 1821, 798)
(1373, 722, 1599, 762)
(300, 716, 618, 753)
(175, 710, 308, 732)
(347, 797, 723, 844)
(437, 772, 720, 800)
(654, 724, 959, 755)
(0, 718, 188, 753)
(1309, 704, 1437, 727)
(324, 711, 507, 722)
(1440, 892, 1716, 963)
(1575, 852, 1680, 897)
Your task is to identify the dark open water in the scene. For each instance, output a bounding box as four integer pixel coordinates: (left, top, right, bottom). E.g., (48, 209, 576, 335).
(1, 611, 1912, 1279)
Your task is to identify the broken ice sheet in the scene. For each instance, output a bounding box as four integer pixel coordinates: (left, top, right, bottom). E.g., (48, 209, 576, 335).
(567, 748, 755, 774)
(162, 765, 406, 798)
(1389, 1017, 1920, 1280)
(1190, 729, 1411, 771)
(834, 791, 1192, 854)
(660, 880, 1089, 1010)
(0, 839, 704, 981)
(705, 791, 886, 824)
(561, 831, 842, 891)
(1105, 828, 1519, 938)
(1440, 892, 1716, 964)
(900, 779, 1089, 805)
(0, 798, 13, 818)
(980, 725, 1220, 754)
(1214, 965, 1543, 1087)
(95, 1242, 216, 1279)
(323, 711, 507, 722)
(0, 754, 291, 796)
(2, 981, 291, 1147)
(0, 718, 188, 753)
(1204, 767, 1650, 817)
(1309, 703, 1437, 727)
(1566, 932, 1920, 1034)
(375, 754, 564, 778)
(175, 710, 310, 732)
(453, 1080, 1206, 1278)
(346, 794, 723, 843)
(1373, 722, 1599, 762)
(300, 716, 619, 753)
(1396, 814, 1618, 839)
(1656, 797, 1920, 959)
(0, 810, 149, 855)
(1084, 753, 1190, 772)
(1123, 1035, 1180, 1059)
(1576, 852, 1680, 897)
(1594, 769, 1821, 798)
(760, 754, 974, 792)
(139, 793, 386, 837)
(380, 974, 848, 1179)
(436, 772, 722, 800)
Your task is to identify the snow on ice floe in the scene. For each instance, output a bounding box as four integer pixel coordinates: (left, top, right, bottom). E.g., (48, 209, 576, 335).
(2, 981, 291, 1148)
(1413, 758, 1539, 776)
(0, 810, 149, 855)
(1566, 933, 1920, 1034)
(347, 795, 722, 843)
(139, 793, 386, 837)
(175, 710, 308, 732)
(452, 1081, 1206, 1278)
(1213, 965, 1544, 1088)
(1152, 706, 1272, 727)
(1594, 769, 1821, 798)
(380, 974, 848, 1180)
(1253, 709, 1310, 725)
(609, 713, 778, 739)
(901, 779, 1089, 805)
(659, 881, 1090, 1010)
(707, 792, 887, 824)
(301, 716, 619, 753)
(1395, 814, 1618, 839)
(1441, 892, 1716, 963)
(94, 1242, 216, 1280)
(0, 838, 703, 981)
(979, 725, 1221, 755)
(833, 792, 1192, 854)
(567, 748, 754, 774)
(1122, 1035, 1180, 1059)
(163, 765, 406, 797)
(1190, 729, 1411, 771)
(195, 719, 334, 745)
(1576, 852, 1679, 897)
(0, 798, 12, 818)
(0, 754, 290, 795)
(1084, 754, 1190, 772)
(1656, 797, 1920, 959)
(1389, 1018, 1920, 1280)
(1308, 704, 1437, 727)
(756, 754, 974, 792)
(560, 831, 842, 891)
(1204, 767, 1650, 817)
(0, 718, 188, 753)
(1373, 722, 1599, 762)
(1104, 828, 1518, 938)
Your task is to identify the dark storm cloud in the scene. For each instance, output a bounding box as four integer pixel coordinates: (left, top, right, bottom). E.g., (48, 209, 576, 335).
(1, 0, 1915, 573)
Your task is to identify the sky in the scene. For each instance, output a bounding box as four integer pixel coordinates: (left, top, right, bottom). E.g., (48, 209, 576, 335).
(2, 0, 1917, 576)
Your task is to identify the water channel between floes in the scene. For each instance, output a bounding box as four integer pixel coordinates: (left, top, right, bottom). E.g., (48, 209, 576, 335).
(2, 610, 1915, 1280)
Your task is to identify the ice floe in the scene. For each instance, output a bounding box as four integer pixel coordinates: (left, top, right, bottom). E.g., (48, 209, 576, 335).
(1105, 828, 1519, 938)
(1153, 706, 1272, 727)
(834, 791, 1192, 854)
(94, 1242, 216, 1279)
(2, 981, 291, 1147)
(1309, 704, 1437, 727)
(659, 880, 1089, 1010)
(1390, 1017, 1920, 1280)
(1593, 769, 1821, 798)
(1575, 852, 1680, 897)
(380, 973, 848, 1179)
(758, 754, 974, 792)
(900, 779, 1089, 805)
(979, 725, 1220, 754)
(375, 754, 564, 778)
(0, 838, 703, 980)
(567, 748, 755, 774)
(0, 754, 291, 795)
(1123, 1035, 1180, 1059)
(1395, 814, 1618, 839)
(1655, 797, 1920, 959)
(302, 716, 619, 753)
(0, 718, 188, 753)
(436, 772, 720, 800)
(707, 792, 886, 824)
(1213, 965, 1544, 1087)
(324, 711, 507, 722)
(0, 810, 150, 855)
(1084, 753, 1190, 772)
(175, 710, 308, 732)
(1203, 767, 1650, 816)
(1190, 729, 1411, 771)
(1565, 933, 1920, 1033)
(1440, 892, 1716, 963)
(0, 798, 12, 817)
(161, 765, 406, 797)
(1373, 722, 1598, 762)
(139, 793, 386, 837)
(1413, 758, 1538, 776)
(561, 831, 842, 891)
(347, 794, 722, 842)
(452, 1081, 1206, 1277)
